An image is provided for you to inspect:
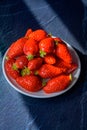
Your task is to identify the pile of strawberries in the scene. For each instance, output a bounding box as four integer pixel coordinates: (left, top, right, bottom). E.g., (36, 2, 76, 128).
(5, 29, 78, 93)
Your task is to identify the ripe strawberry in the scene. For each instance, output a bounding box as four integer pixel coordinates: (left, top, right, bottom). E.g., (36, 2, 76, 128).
(44, 54, 56, 64)
(13, 55, 28, 70)
(16, 75, 42, 92)
(38, 64, 66, 78)
(39, 37, 54, 57)
(23, 38, 39, 60)
(55, 59, 78, 74)
(28, 57, 43, 70)
(29, 29, 47, 42)
(25, 28, 33, 38)
(5, 59, 20, 79)
(55, 41, 73, 63)
(43, 74, 72, 93)
(7, 37, 27, 59)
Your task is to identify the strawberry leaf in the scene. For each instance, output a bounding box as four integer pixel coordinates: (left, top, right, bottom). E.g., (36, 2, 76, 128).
(34, 70, 38, 75)
(48, 33, 52, 37)
(42, 79, 47, 87)
(27, 54, 34, 60)
(54, 40, 58, 45)
(5, 56, 9, 60)
(21, 67, 30, 76)
(69, 74, 72, 81)
(39, 50, 46, 57)
(12, 63, 18, 71)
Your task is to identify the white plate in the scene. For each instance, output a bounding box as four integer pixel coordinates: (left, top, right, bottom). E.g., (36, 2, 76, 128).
(2, 40, 81, 98)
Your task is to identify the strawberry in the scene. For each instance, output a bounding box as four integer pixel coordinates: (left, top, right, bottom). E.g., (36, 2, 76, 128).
(13, 55, 28, 70)
(29, 29, 47, 42)
(38, 64, 66, 78)
(28, 57, 43, 70)
(7, 37, 27, 59)
(44, 54, 56, 64)
(5, 59, 20, 79)
(39, 37, 54, 57)
(25, 28, 33, 38)
(23, 38, 39, 60)
(55, 58, 78, 74)
(43, 74, 72, 93)
(55, 41, 73, 63)
(16, 75, 42, 92)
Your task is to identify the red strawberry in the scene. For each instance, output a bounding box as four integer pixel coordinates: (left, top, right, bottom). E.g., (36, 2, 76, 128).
(44, 54, 56, 64)
(13, 55, 28, 70)
(55, 59, 78, 74)
(5, 59, 20, 79)
(38, 64, 66, 78)
(25, 28, 33, 38)
(23, 38, 39, 60)
(28, 57, 43, 70)
(29, 29, 47, 42)
(7, 37, 27, 59)
(55, 41, 73, 63)
(39, 37, 54, 57)
(16, 75, 42, 92)
(43, 74, 72, 93)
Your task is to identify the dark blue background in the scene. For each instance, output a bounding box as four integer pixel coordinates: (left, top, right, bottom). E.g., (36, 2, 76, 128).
(0, 0, 87, 130)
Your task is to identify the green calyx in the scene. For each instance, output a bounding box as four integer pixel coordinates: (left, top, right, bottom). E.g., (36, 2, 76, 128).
(54, 40, 58, 45)
(48, 33, 52, 37)
(69, 74, 72, 81)
(39, 50, 46, 58)
(5, 56, 9, 60)
(12, 63, 18, 71)
(42, 79, 47, 87)
(21, 67, 30, 76)
(34, 70, 38, 75)
(27, 54, 34, 60)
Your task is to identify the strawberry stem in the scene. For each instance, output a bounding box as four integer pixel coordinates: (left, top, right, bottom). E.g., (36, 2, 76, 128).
(42, 79, 47, 87)
(27, 54, 34, 60)
(12, 63, 18, 71)
(48, 33, 52, 37)
(69, 74, 72, 81)
(39, 50, 46, 57)
(54, 40, 58, 45)
(21, 67, 30, 76)
(5, 56, 9, 60)
(34, 70, 38, 75)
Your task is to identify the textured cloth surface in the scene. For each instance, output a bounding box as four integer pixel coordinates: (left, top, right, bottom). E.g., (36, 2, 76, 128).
(0, 0, 87, 130)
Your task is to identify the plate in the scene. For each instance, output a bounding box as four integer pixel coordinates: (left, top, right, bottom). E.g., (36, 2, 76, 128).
(2, 40, 81, 98)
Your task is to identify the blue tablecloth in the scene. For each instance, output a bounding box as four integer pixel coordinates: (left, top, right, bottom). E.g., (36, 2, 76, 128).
(0, 0, 87, 130)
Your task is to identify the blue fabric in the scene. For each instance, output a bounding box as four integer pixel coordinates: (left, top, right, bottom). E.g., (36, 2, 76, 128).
(0, 0, 87, 130)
